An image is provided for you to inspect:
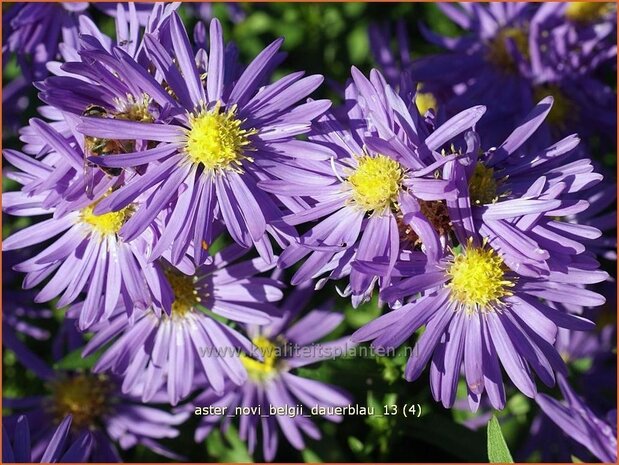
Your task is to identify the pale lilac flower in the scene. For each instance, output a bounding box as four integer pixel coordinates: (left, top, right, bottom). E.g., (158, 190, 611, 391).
(83, 244, 284, 406)
(77, 15, 326, 265)
(262, 67, 485, 305)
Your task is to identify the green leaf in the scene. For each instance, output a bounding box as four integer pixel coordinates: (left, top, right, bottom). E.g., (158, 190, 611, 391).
(345, 294, 383, 328)
(347, 23, 370, 64)
(487, 415, 514, 463)
(347, 436, 364, 454)
(205, 426, 253, 462)
(53, 347, 102, 370)
(301, 448, 322, 463)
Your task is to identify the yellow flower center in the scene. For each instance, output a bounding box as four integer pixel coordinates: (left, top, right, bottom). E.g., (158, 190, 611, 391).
(165, 269, 200, 318)
(81, 205, 130, 236)
(533, 84, 574, 129)
(348, 155, 404, 212)
(447, 240, 514, 312)
(469, 163, 499, 205)
(185, 105, 255, 172)
(565, 2, 612, 22)
(486, 27, 529, 73)
(47, 374, 112, 430)
(241, 336, 278, 382)
(416, 85, 438, 115)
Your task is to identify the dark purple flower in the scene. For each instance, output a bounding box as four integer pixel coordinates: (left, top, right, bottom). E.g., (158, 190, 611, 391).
(3, 3, 85, 82)
(536, 374, 617, 463)
(3, 415, 93, 463)
(407, 3, 616, 146)
(2, 253, 51, 341)
(185, 282, 353, 461)
(3, 341, 188, 462)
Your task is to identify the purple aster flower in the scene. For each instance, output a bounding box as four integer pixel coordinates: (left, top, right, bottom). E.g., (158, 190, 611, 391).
(37, 2, 179, 127)
(261, 67, 485, 305)
(2, 252, 52, 341)
(2, 119, 185, 329)
(82, 243, 284, 406)
(184, 281, 353, 461)
(3, 415, 93, 463)
(2, 2, 85, 82)
(444, 98, 605, 277)
(188, 2, 246, 23)
(409, 2, 617, 146)
(536, 374, 617, 463)
(519, 320, 616, 461)
(563, 167, 617, 262)
(351, 227, 607, 409)
(76, 14, 326, 265)
(4, 341, 188, 462)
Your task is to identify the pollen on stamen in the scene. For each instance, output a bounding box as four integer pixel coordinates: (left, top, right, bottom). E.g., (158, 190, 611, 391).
(469, 163, 500, 206)
(241, 335, 279, 382)
(47, 374, 112, 431)
(165, 269, 201, 318)
(446, 239, 515, 313)
(486, 27, 530, 73)
(348, 154, 404, 213)
(185, 104, 256, 172)
(565, 2, 612, 22)
(114, 93, 155, 123)
(81, 204, 130, 236)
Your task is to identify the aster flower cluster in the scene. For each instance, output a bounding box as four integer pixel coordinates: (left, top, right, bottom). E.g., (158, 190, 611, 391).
(2, 2, 616, 463)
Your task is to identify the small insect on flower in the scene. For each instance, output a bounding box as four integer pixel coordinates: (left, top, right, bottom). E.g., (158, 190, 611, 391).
(82, 105, 127, 179)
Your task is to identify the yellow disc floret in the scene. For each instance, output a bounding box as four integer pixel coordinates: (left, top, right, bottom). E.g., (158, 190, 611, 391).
(533, 85, 574, 129)
(469, 163, 499, 205)
(185, 104, 255, 172)
(241, 336, 278, 382)
(565, 2, 612, 22)
(348, 155, 404, 213)
(165, 269, 200, 318)
(447, 240, 514, 313)
(486, 27, 529, 73)
(48, 374, 112, 430)
(81, 205, 130, 236)
(416, 84, 438, 115)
